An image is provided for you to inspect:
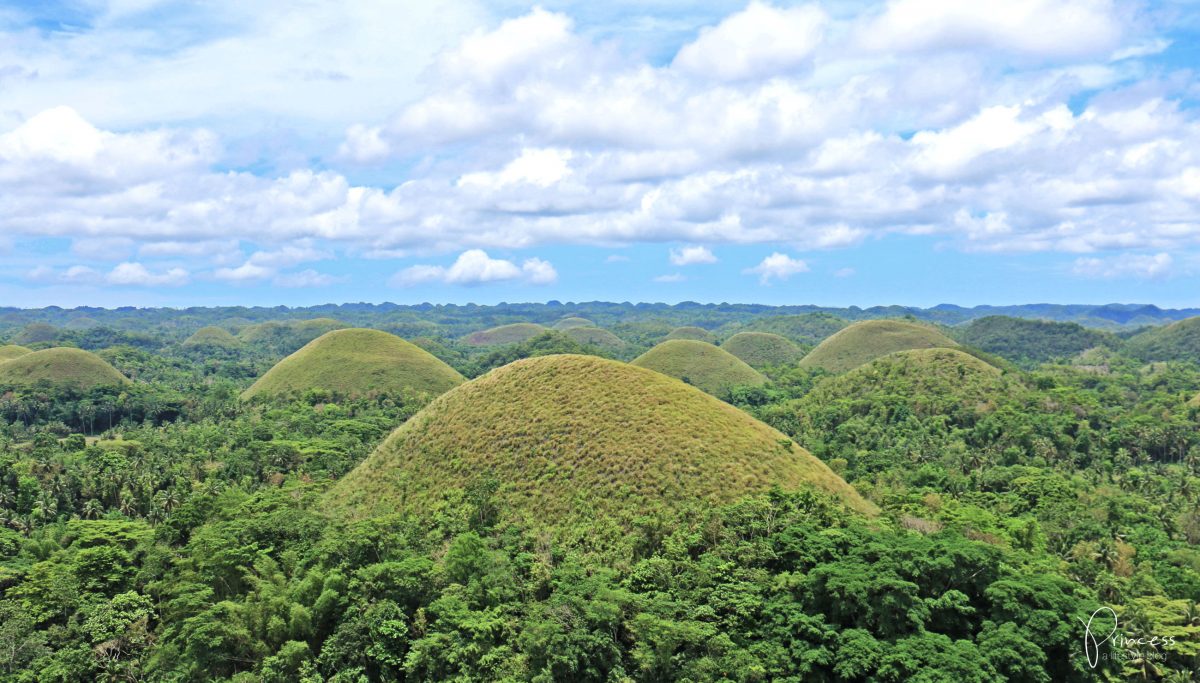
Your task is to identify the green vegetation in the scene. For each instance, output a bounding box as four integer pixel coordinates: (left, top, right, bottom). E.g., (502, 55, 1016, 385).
(563, 326, 626, 350)
(1, 303, 1199, 681)
(664, 325, 714, 342)
(0, 345, 31, 362)
(10, 323, 58, 346)
(242, 329, 465, 401)
(552, 316, 594, 330)
(955, 315, 1116, 364)
(462, 323, 548, 346)
(330, 354, 874, 546)
(0, 347, 130, 390)
(1126, 316, 1200, 362)
(632, 339, 766, 397)
(800, 319, 959, 373)
(182, 326, 242, 349)
(721, 331, 804, 368)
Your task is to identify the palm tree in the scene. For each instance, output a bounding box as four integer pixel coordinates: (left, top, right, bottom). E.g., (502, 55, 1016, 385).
(82, 499, 103, 520)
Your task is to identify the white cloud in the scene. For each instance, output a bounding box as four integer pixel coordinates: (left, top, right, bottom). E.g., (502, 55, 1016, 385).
(673, 2, 827, 81)
(392, 249, 557, 287)
(459, 148, 574, 190)
(338, 124, 390, 164)
(744, 253, 810, 284)
(213, 242, 331, 282)
(105, 262, 190, 287)
(1071, 252, 1174, 279)
(834, 267, 856, 278)
(669, 245, 717, 266)
(653, 273, 687, 283)
(605, 254, 630, 263)
(273, 269, 347, 288)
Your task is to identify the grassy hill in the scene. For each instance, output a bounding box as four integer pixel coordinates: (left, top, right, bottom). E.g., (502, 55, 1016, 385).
(632, 339, 766, 396)
(1124, 317, 1200, 362)
(1190, 393, 1199, 408)
(327, 354, 875, 547)
(721, 332, 804, 368)
(799, 319, 958, 373)
(237, 318, 349, 353)
(954, 316, 1115, 363)
(0, 345, 31, 362)
(552, 317, 594, 330)
(241, 329, 464, 401)
(182, 326, 242, 349)
(563, 326, 626, 350)
(799, 348, 1007, 416)
(665, 326, 715, 342)
(0, 348, 131, 389)
(462, 323, 548, 346)
(12, 322, 59, 346)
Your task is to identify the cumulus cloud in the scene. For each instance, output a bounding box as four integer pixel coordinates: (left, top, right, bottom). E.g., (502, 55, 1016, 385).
(669, 245, 717, 266)
(744, 253, 810, 284)
(392, 249, 557, 287)
(273, 269, 348, 288)
(106, 262, 190, 287)
(653, 273, 687, 283)
(1071, 252, 1175, 279)
(673, 2, 827, 81)
(214, 242, 331, 282)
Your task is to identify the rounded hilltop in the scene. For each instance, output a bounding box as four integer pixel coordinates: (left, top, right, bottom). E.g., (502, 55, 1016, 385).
(563, 327, 626, 350)
(721, 331, 804, 368)
(1124, 316, 1200, 362)
(462, 323, 547, 346)
(632, 339, 766, 397)
(182, 326, 241, 349)
(799, 348, 1008, 418)
(237, 318, 349, 352)
(12, 322, 58, 346)
(0, 348, 130, 390)
(799, 319, 958, 373)
(0, 345, 32, 362)
(242, 329, 465, 401)
(328, 354, 875, 546)
(665, 326, 715, 342)
(552, 317, 594, 330)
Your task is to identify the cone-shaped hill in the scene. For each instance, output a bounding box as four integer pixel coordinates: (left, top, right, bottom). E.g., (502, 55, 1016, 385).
(1125, 317, 1200, 362)
(564, 327, 626, 350)
(242, 329, 464, 401)
(463, 323, 548, 346)
(183, 326, 242, 349)
(552, 317, 594, 330)
(799, 319, 958, 373)
(798, 348, 1008, 418)
(722, 332, 804, 368)
(237, 318, 348, 352)
(0, 348, 130, 390)
(632, 340, 767, 397)
(12, 322, 58, 346)
(327, 355, 876, 542)
(666, 326, 715, 342)
(0, 345, 32, 362)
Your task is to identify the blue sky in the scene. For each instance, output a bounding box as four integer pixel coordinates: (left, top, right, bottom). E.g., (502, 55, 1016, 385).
(2, 0, 1200, 308)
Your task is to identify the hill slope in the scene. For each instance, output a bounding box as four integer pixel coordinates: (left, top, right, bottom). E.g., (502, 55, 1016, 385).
(0, 345, 32, 362)
(12, 323, 58, 346)
(237, 318, 349, 353)
(328, 355, 875, 542)
(954, 316, 1114, 363)
(463, 323, 548, 346)
(182, 326, 242, 348)
(799, 319, 958, 373)
(665, 326, 715, 342)
(721, 332, 804, 368)
(242, 329, 464, 401)
(563, 326, 626, 349)
(1124, 317, 1200, 362)
(632, 340, 766, 396)
(552, 317, 594, 330)
(0, 348, 130, 389)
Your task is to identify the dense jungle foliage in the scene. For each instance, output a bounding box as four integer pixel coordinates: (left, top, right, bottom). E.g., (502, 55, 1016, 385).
(0, 305, 1198, 681)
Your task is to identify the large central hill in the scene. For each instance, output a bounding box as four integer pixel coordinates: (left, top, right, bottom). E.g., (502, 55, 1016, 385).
(242, 329, 465, 401)
(721, 331, 804, 368)
(632, 339, 767, 396)
(0, 348, 130, 389)
(328, 355, 875, 545)
(463, 323, 548, 346)
(799, 319, 959, 373)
